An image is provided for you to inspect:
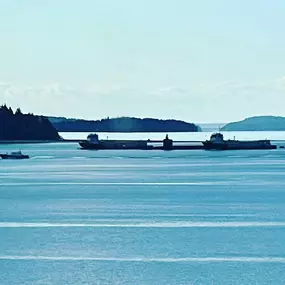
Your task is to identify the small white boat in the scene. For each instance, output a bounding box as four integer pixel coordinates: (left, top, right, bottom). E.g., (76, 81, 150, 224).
(0, 151, 30, 159)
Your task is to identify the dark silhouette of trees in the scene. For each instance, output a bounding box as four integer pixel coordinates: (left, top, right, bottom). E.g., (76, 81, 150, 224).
(0, 105, 60, 140)
(15, 108, 22, 115)
(49, 116, 200, 132)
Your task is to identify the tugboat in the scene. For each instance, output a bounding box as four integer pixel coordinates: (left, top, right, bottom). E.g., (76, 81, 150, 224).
(203, 133, 277, 150)
(0, 151, 30, 159)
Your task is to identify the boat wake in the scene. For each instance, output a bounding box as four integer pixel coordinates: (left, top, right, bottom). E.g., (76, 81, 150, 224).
(31, 156, 56, 159)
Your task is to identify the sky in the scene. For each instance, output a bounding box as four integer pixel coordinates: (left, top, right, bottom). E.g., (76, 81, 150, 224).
(0, 0, 285, 123)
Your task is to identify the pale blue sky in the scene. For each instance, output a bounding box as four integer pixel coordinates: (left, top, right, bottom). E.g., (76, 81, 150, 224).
(0, 0, 285, 123)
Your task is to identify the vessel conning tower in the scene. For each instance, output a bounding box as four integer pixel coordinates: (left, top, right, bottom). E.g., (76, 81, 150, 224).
(209, 133, 224, 143)
(163, 134, 173, 150)
(87, 133, 100, 144)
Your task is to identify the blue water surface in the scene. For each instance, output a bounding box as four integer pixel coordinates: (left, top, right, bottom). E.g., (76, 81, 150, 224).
(1, 141, 285, 284)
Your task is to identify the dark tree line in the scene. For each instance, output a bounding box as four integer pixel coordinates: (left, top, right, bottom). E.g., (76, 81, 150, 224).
(49, 116, 200, 132)
(0, 105, 60, 140)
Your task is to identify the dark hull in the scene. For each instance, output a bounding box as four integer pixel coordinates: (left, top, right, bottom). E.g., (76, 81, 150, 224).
(153, 145, 204, 150)
(203, 142, 277, 150)
(79, 141, 151, 150)
(79, 141, 204, 150)
(0, 154, 29, 159)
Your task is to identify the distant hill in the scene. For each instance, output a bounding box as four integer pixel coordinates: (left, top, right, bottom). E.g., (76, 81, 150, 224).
(221, 116, 285, 131)
(48, 116, 200, 133)
(0, 105, 60, 140)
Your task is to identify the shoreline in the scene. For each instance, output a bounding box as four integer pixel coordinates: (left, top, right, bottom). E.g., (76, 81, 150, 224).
(0, 139, 81, 144)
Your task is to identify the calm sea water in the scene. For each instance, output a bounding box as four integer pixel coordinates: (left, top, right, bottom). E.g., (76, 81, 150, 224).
(60, 130, 285, 141)
(1, 131, 285, 284)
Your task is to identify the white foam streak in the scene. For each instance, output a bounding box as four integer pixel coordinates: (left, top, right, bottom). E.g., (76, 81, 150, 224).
(1, 255, 285, 263)
(0, 221, 285, 228)
(0, 182, 219, 186)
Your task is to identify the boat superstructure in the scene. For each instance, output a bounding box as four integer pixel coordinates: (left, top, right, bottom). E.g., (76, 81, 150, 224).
(203, 133, 276, 150)
(0, 151, 30, 159)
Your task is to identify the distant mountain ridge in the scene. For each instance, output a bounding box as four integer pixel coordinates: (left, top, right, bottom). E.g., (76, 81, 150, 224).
(48, 116, 200, 133)
(221, 116, 285, 131)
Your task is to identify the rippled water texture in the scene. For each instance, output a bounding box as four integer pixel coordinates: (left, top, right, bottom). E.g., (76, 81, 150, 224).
(1, 140, 285, 284)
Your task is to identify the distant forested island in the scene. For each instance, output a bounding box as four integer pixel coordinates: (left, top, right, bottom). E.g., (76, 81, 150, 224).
(0, 105, 60, 140)
(221, 116, 285, 131)
(48, 116, 200, 132)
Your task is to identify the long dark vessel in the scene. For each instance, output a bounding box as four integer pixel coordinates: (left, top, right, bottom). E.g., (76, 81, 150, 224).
(203, 133, 277, 150)
(79, 134, 204, 150)
(79, 134, 152, 150)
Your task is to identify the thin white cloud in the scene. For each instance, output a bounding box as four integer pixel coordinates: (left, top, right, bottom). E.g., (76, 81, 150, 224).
(0, 78, 285, 122)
